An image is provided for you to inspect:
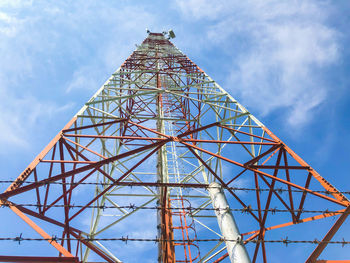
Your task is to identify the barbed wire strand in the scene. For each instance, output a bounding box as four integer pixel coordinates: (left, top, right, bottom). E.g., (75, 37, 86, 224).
(0, 203, 346, 215)
(3, 235, 350, 247)
(1, 180, 349, 195)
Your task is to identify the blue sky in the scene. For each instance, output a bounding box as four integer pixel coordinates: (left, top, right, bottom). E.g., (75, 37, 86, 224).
(0, 0, 350, 261)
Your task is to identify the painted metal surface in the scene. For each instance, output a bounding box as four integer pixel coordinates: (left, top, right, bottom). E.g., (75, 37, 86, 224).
(0, 256, 79, 262)
(0, 32, 349, 262)
(208, 182, 251, 263)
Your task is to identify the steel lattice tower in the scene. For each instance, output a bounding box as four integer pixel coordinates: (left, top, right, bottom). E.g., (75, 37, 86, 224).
(0, 32, 349, 263)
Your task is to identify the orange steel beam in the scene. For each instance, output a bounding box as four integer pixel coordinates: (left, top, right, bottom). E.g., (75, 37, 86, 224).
(62, 118, 127, 133)
(128, 119, 171, 139)
(12, 202, 84, 234)
(0, 139, 170, 200)
(243, 209, 345, 236)
(306, 205, 350, 263)
(243, 144, 282, 166)
(2, 200, 122, 261)
(263, 127, 349, 206)
(167, 200, 175, 263)
(0, 200, 74, 258)
(4, 117, 77, 193)
(161, 198, 175, 263)
(2, 51, 133, 195)
(218, 124, 277, 143)
(69, 232, 117, 263)
(212, 252, 229, 263)
(62, 136, 108, 159)
(0, 256, 79, 262)
(181, 141, 346, 207)
(64, 134, 277, 145)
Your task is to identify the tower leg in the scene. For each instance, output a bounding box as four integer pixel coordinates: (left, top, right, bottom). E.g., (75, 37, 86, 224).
(208, 182, 251, 263)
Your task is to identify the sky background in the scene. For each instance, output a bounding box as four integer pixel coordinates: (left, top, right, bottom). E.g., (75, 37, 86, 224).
(0, 0, 350, 261)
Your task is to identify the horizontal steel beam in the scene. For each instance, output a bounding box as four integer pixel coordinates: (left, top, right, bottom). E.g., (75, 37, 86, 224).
(0, 256, 79, 262)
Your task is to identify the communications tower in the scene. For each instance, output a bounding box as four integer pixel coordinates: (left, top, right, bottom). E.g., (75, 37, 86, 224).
(0, 32, 349, 262)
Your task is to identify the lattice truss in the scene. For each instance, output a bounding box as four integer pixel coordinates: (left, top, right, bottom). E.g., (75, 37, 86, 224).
(0, 33, 349, 263)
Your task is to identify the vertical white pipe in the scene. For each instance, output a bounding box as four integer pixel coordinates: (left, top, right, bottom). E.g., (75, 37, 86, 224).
(208, 182, 251, 263)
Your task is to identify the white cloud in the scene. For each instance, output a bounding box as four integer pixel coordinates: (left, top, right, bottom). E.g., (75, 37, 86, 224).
(0, 1, 157, 151)
(175, 0, 340, 127)
(228, 20, 336, 126)
(0, 11, 23, 37)
(66, 65, 103, 93)
(0, 6, 74, 151)
(0, 0, 341, 142)
(175, 0, 227, 20)
(61, 4, 158, 93)
(0, 0, 32, 8)
(0, 85, 73, 149)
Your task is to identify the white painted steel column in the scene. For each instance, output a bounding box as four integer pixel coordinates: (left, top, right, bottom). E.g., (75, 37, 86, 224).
(208, 182, 251, 263)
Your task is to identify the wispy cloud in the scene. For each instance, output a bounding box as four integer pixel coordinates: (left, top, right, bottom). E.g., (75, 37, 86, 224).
(0, 1, 157, 151)
(0, 3, 76, 151)
(175, 0, 227, 20)
(0, 0, 33, 8)
(0, 85, 73, 149)
(175, 0, 340, 127)
(0, 11, 21, 36)
(60, 4, 159, 93)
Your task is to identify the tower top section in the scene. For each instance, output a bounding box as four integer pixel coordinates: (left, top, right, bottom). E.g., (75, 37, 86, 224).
(122, 29, 204, 76)
(146, 29, 175, 39)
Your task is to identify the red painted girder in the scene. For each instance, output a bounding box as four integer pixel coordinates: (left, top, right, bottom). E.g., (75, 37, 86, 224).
(306, 205, 350, 263)
(212, 253, 229, 263)
(183, 138, 277, 145)
(177, 121, 219, 139)
(253, 150, 283, 262)
(243, 144, 282, 166)
(62, 136, 107, 160)
(64, 133, 277, 145)
(185, 144, 260, 223)
(249, 165, 310, 170)
(296, 173, 312, 221)
(243, 208, 345, 236)
(42, 169, 97, 214)
(13, 202, 84, 234)
(62, 118, 127, 133)
(1, 202, 74, 258)
(4, 117, 77, 193)
(282, 148, 297, 223)
(218, 124, 277, 143)
(68, 144, 164, 221)
(257, 173, 295, 218)
(5, 203, 114, 262)
(263, 127, 349, 206)
(64, 134, 163, 141)
(182, 141, 346, 207)
(0, 256, 79, 262)
(0, 139, 170, 200)
(69, 232, 116, 263)
(40, 160, 95, 164)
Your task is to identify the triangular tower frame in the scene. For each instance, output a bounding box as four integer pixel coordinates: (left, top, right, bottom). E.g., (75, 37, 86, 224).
(0, 32, 349, 263)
